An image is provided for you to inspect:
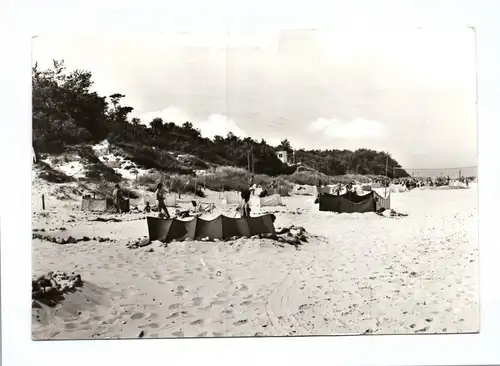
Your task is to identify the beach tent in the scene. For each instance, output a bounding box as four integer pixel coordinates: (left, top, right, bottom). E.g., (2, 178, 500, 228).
(81, 198, 130, 212)
(147, 214, 276, 242)
(259, 194, 284, 207)
(451, 181, 468, 189)
(277, 186, 290, 197)
(318, 186, 335, 195)
(389, 184, 407, 193)
(362, 184, 372, 192)
(318, 191, 390, 213)
(225, 192, 241, 204)
(292, 185, 317, 196)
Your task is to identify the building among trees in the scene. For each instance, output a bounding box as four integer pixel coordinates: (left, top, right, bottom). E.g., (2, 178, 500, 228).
(276, 150, 288, 164)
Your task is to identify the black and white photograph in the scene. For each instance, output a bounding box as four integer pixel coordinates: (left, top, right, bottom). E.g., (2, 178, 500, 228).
(31, 29, 478, 340)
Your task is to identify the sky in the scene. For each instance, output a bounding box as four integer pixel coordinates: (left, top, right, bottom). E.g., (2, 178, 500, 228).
(32, 29, 477, 170)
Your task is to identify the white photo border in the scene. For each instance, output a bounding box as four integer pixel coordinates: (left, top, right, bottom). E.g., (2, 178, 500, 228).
(1, 1, 499, 365)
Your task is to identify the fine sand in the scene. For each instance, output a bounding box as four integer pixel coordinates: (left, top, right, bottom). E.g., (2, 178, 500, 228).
(32, 182, 479, 339)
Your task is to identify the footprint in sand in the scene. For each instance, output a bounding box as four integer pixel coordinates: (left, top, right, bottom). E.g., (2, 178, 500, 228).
(172, 331, 184, 337)
(243, 294, 253, 300)
(213, 332, 224, 337)
(240, 301, 252, 306)
(216, 291, 227, 298)
(64, 323, 77, 330)
(237, 284, 249, 291)
(130, 312, 145, 320)
(190, 319, 204, 326)
(167, 312, 180, 319)
(168, 303, 182, 310)
(221, 309, 233, 315)
(192, 297, 203, 306)
(197, 332, 208, 337)
(92, 315, 103, 321)
(233, 319, 248, 326)
(146, 313, 159, 320)
(210, 300, 225, 306)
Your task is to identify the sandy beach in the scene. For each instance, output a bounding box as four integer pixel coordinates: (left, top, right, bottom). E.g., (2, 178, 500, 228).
(32, 182, 478, 339)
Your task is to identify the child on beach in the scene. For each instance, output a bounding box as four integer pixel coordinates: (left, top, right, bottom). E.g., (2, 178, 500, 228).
(237, 189, 251, 217)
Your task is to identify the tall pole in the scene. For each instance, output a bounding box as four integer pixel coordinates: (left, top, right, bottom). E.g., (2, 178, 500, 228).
(384, 152, 388, 197)
(385, 152, 388, 178)
(251, 147, 254, 174)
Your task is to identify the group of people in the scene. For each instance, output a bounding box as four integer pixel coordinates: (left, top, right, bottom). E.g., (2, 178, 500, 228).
(113, 181, 252, 219)
(111, 183, 171, 217)
(316, 175, 474, 195)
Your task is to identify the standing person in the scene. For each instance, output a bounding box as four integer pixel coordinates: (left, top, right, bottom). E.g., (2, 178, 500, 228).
(112, 184, 122, 214)
(155, 183, 170, 219)
(237, 189, 251, 217)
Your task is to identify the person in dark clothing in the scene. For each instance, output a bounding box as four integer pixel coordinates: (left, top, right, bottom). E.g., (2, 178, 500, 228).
(155, 183, 170, 218)
(237, 189, 252, 217)
(112, 184, 122, 214)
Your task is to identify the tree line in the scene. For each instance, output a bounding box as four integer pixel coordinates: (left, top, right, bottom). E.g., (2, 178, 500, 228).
(32, 60, 409, 178)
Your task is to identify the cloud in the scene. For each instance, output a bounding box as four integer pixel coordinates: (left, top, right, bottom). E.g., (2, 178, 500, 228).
(197, 114, 248, 139)
(310, 118, 387, 139)
(137, 106, 247, 140)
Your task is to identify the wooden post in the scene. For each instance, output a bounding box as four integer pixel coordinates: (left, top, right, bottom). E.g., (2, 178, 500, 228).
(93, 192, 96, 199)
(251, 147, 254, 174)
(384, 152, 388, 197)
(42, 194, 45, 210)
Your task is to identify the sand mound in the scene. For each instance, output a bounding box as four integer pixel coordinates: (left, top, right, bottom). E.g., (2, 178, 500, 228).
(32, 280, 112, 329)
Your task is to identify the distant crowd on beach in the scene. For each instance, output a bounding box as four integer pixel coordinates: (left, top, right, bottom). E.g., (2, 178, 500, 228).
(318, 175, 475, 193)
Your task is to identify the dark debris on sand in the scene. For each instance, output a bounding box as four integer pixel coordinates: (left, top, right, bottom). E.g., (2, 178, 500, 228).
(32, 233, 112, 244)
(32, 271, 84, 308)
